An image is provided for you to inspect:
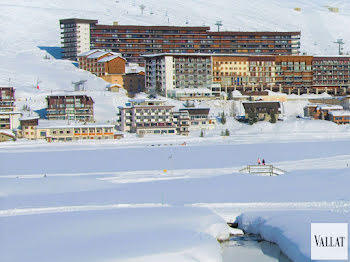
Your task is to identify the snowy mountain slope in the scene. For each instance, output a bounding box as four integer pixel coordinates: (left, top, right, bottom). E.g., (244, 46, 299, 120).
(2, 0, 350, 54)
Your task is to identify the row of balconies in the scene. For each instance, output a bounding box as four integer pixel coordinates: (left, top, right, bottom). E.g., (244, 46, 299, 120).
(90, 34, 298, 42)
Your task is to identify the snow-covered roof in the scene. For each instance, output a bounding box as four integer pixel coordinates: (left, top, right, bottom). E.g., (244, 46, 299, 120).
(125, 63, 145, 74)
(328, 110, 350, 116)
(19, 111, 40, 121)
(129, 98, 167, 103)
(87, 51, 109, 59)
(316, 104, 343, 110)
(37, 120, 114, 129)
(0, 111, 22, 115)
(19, 115, 40, 121)
(98, 54, 125, 63)
(77, 49, 102, 57)
(106, 83, 122, 88)
(0, 129, 15, 137)
(243, 101, 280, 104)
(172, 88, 212, 94)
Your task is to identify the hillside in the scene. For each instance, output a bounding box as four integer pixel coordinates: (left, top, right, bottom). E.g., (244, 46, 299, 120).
(1, 0, 350, 121)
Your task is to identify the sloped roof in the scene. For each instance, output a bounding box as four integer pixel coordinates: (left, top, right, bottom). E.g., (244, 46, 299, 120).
(98, 54, 125, 62)
(0, 130, 15, 138)
(78, 49, 102, 57)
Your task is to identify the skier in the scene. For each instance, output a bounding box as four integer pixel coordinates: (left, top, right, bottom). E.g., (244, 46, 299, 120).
(262, 159, 265, 165)
(257, 158, 261, 165)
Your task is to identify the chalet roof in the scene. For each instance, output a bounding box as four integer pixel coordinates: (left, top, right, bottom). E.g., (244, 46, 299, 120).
(180, 108, 210, 115)
(243, 101, 280, 110)
(87, 51, 111, 59)
(77, 49, 102, 57)
(241, 91, 269, 96)
(98, 54, 125, 62)
(329, 110, 350, 116)
(316, 104, 343, 110)
(0, 130, 15, 138)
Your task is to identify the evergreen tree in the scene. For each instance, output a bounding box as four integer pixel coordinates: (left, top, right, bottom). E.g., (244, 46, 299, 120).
(269, 112, 277, 123)
(221, 111, 226, 125)
(248, 110, 258, 125)
(200, 129, 204, 137)
(227, 90, 233, 100)
(225, 129, 230, 136)
(155, 82, 163, 96)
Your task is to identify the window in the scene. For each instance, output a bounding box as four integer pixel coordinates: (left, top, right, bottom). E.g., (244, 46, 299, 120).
(40, 131, 46, 137)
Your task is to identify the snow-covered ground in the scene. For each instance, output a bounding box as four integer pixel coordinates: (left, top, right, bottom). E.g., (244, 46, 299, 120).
(2, 137, 350, 261)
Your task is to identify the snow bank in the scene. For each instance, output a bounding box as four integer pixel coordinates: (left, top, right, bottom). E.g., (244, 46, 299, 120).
(237, 210, 350, 262)
(0, 206, 227, 262)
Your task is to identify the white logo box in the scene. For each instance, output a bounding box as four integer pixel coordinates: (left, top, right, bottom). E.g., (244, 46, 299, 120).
(311, 223, 348, 260)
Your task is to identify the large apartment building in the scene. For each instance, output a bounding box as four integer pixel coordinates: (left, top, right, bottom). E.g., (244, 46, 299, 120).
(60, 18, 301, 63)
(312, 56, 350, 94)
(144, 54, 213, 96)
(60, 18, 98, 60)
(145, 54, 350, 97)
(117, 99, 176, 135)
(0, 87, 15, 112)
(46, 95, 94, 122)
(275, 55, 313, 94)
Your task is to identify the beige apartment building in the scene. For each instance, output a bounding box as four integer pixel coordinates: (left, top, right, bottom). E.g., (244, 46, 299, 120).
(19, 119, 120, 142)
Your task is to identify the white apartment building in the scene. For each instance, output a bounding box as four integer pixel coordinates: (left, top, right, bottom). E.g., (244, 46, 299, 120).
(117, 99, 176, 136)
(144, 54, 213, 98)
(60, 18, 97, 60)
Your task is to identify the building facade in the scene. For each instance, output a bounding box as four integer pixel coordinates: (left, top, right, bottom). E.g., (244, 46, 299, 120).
(60, 18, 98, 60)
(60, 18, 301, 63)
(275, 56, 313, 94)
(122, 72, 146, 95)
(212, 55, 249, 90)
(46, 95, 94, 122)
(144, 54, 213, 96)
(0, 87, 15, 112)
(18, 116, 40, 139)
(328, 111, 350, 124)
(78, 49, 126, 77)
(0, 112, 22, 130)
(173, 111, 190, 135)
(20, 120, 120, 142)
(312, 56, 350, 95)
(117, 99, 176, 135)
(179, 108, 216, 130)
(243, 101, 281, 121)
